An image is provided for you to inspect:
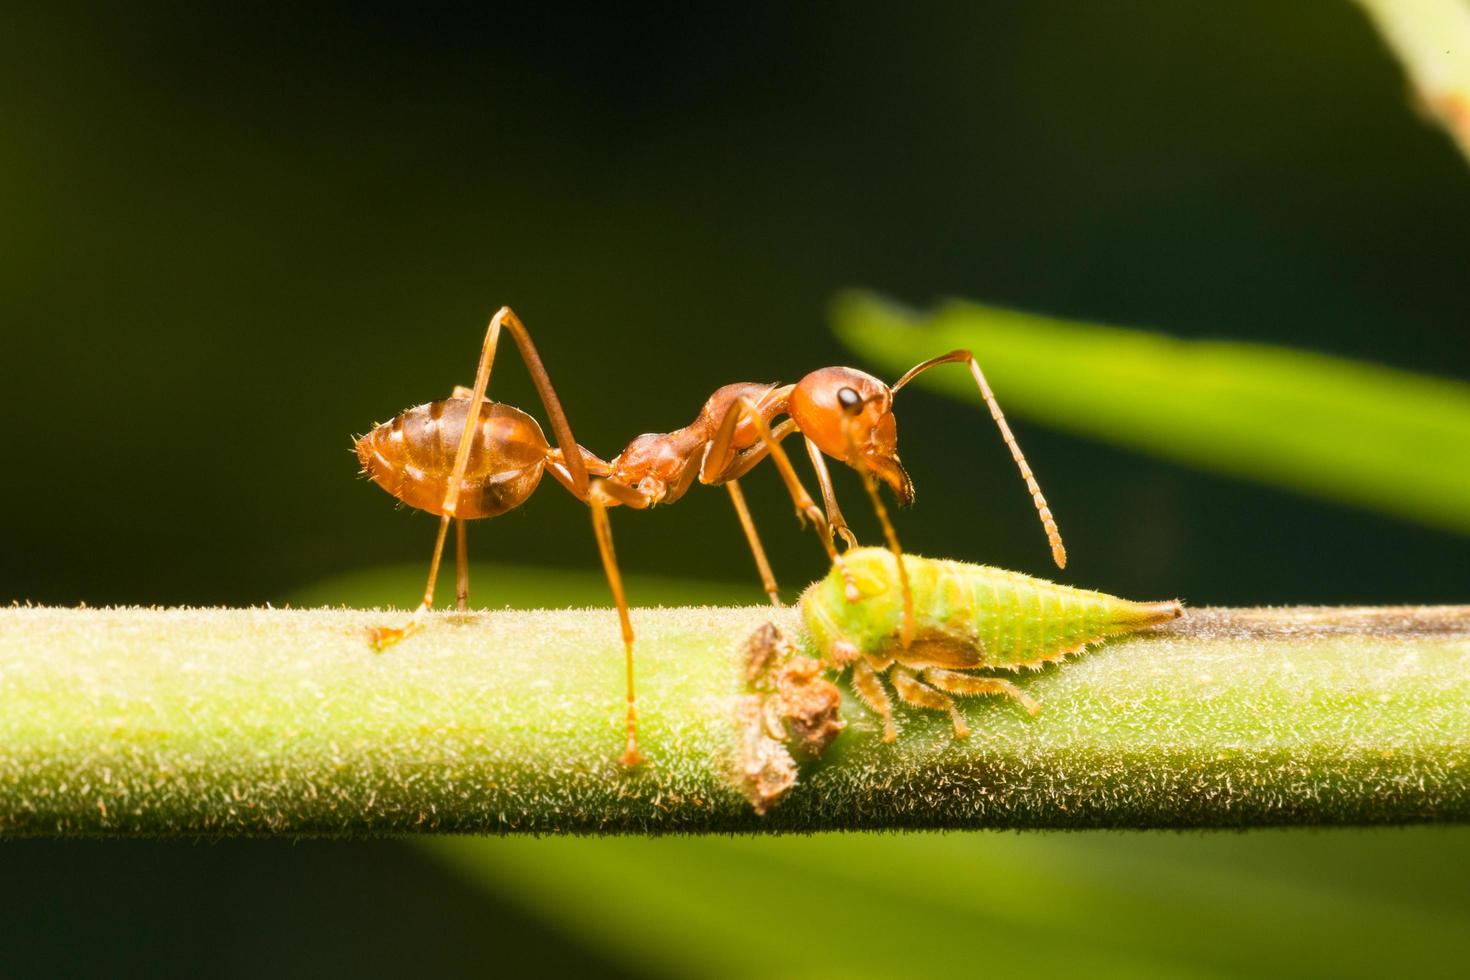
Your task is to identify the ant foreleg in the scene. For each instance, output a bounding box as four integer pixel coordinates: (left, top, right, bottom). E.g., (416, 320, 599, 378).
(804, 436, 859, 552)
(841, 406, 915, 648)
(703, 400, 852, 599)
(856, 457, 914, 647)
(731, 399, 871, 614)
(729, 399, 836, 558)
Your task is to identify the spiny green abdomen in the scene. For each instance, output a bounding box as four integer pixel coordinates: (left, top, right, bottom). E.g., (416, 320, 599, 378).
(801, 548, 1181, 668)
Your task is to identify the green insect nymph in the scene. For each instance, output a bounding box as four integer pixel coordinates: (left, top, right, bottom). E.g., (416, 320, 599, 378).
(800, 547, 1183, 742)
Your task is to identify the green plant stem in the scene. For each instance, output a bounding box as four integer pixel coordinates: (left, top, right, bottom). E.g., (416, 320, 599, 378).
(1, 604, 1467, 835)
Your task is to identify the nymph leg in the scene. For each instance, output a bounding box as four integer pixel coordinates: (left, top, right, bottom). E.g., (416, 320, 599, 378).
(851, 659, 898, 743)
(891, 666, 969, 738)
(923, 667, 1041, 716)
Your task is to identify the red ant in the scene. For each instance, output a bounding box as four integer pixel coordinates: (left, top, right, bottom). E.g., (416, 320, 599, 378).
(354, 306, 1064, 766)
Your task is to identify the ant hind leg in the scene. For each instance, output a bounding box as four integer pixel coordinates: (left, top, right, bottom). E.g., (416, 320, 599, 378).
(454, 518, 469, 612)
(588, 480, 645, 767)
(368, 513, 453, 650)
(369, 312, 511, 648)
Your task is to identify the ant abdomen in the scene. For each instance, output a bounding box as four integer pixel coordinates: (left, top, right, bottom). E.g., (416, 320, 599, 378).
(357, 398, 548, 518)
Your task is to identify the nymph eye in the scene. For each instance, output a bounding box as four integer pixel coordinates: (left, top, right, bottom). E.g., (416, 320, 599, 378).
(836, 387, 863, 414)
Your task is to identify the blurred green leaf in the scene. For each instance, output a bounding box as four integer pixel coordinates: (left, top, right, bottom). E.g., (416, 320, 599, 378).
(832, 291, 1470, 534)
(426, 828, 1470, 980)
(294, 564, 1470, 980)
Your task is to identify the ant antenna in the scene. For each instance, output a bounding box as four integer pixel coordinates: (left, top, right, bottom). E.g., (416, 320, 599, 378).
(841, 388, 915, 648)
(893, 352, 1066, 569)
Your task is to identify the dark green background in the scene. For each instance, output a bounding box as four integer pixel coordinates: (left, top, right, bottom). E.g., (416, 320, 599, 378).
(3, 2, 1467, 977)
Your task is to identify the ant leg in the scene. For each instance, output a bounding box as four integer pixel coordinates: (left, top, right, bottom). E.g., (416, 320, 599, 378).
(443, 385, 494, 648)
(851, 659, 898, 743)
(725, 479, 781, 606)
(730, 400, 837, 559)
(892, 350, 1066, 569)
(370, 312, 510, 646)
(374, 307, 595, 647)
(702, 398, 858, 599)
(549, 467, 650, 765)
(440, 315, 505, 518)
(369, 308, 601, 649)
(923, 668, 1041, 717)
(804, 436, 859, 551)
(892, 666, 969, 738)
(588, 479, 649, 767)
(454, 518, 469, 612)
(732, 400, 877, 607)
(843, 412, 916, 648)
(480, 306, 593, 496)
(368, 514, 452, 650)
(704, 419, 797, 483)
(445, 305, 597, 516)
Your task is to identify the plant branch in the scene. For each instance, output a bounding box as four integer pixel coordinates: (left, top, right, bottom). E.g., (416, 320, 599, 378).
(1, 604, 1467, 835)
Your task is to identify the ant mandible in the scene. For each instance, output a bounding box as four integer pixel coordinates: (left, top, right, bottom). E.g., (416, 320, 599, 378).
(354, 306, 1064, 767)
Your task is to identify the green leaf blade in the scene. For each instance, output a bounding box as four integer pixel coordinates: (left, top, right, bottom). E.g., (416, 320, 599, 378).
(833, 291, 1470, 532)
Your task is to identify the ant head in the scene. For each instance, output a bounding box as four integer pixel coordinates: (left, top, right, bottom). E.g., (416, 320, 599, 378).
(790, 367, 914, 506)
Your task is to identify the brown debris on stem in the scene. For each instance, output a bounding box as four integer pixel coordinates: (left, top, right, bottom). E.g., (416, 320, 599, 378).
(733, 622, 846, 814)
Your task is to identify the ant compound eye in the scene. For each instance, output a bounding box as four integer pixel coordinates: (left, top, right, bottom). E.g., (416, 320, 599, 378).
(836, 387, 863, 414)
